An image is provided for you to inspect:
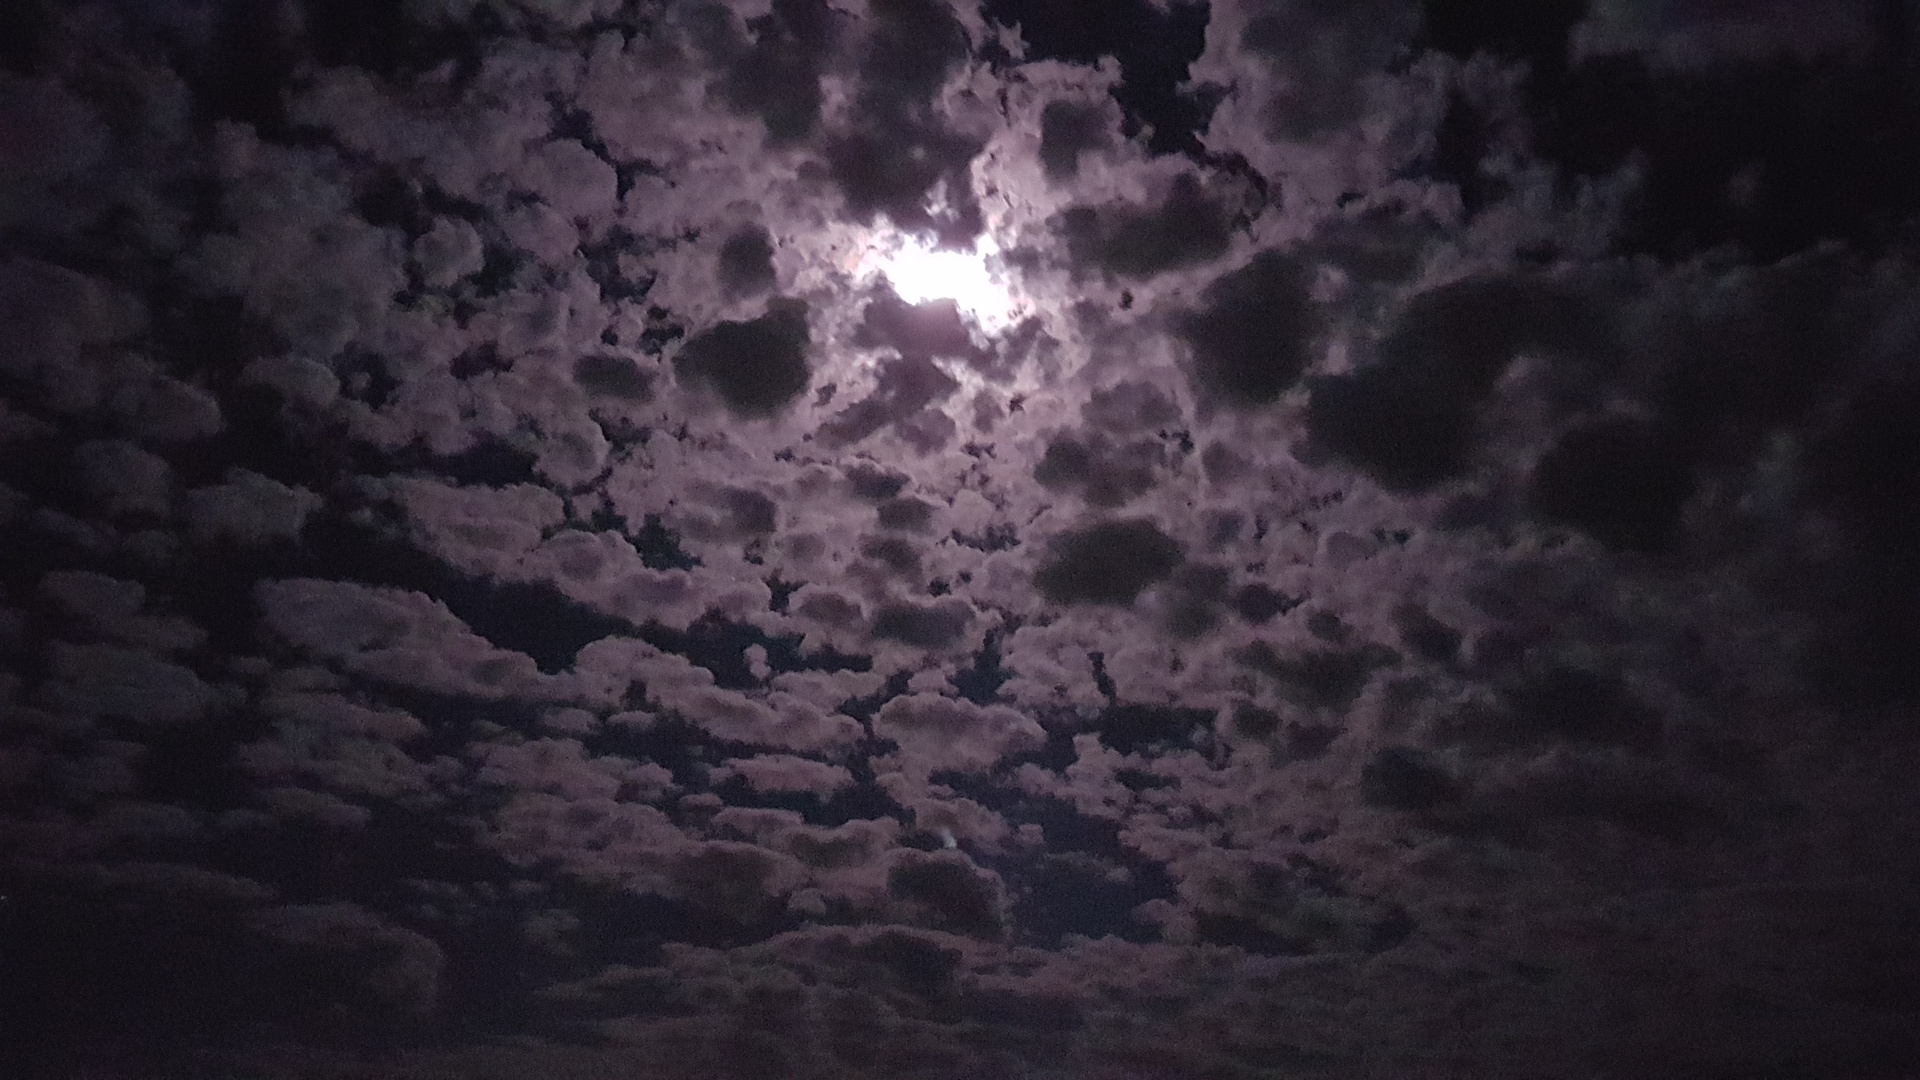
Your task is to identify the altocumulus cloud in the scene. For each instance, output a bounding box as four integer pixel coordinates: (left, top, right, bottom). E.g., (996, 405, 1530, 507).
(3, 1, 1920, 1078)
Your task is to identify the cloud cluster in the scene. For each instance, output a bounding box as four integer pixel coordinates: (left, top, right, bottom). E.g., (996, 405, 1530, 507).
(4, 0, 1920, 1077)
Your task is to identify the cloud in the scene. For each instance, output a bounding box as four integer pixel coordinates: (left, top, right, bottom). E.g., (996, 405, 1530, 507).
(886, 849, 1006, 937)
(1307, 276, 1606, 491)
(70, 440, 173, 517)
(256, 578, 551, 700)
(38, 570, 205, 652)
(258, 786, 372, 830)
(248, 901, 445, 1016)
(477, 736, 675, 803)
(672, 297, 813, 417)
(701, 0, 844, 144)
(818, 353, 962, 448)
(823, 0, 984, 243)
(871, 597, 973, 649)
(855, 292, 983, 360)
(1034, 519, 1184, 605)
(186, 469, 321, 546)
(1175, 249, 1322, 407)
(572, 352, 656, 401)
(238, 690, 433, 802)
(36, 642, 223, 726)
(1572, 0, 1879, 68)
(1059, 172, 1241, 280)
(1527, 416, 1694, 552)
(1218, 0, 1419, 141)
(875, 692, 1042, 774)
(668, 839, 808, 926)
(1038, 98, 1114, 184)
(0, 73, 110, 207)
(1033, 430, 1166, 506)
(8, 2, 1920, 1075)
(714, 754, 854, 800)
(1234, 638, 1399, 711)
(716, 223, 778, 296)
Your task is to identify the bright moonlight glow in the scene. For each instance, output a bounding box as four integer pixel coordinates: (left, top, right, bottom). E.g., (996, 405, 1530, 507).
(858, 232, 1021, 328)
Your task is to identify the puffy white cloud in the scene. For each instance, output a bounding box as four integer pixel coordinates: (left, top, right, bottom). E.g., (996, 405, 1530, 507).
(874, 692, 1044, 775)
(714, 753, 854, 799)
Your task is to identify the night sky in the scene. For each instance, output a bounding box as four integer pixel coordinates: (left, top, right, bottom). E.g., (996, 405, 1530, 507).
(4, 1, 1920, 1077)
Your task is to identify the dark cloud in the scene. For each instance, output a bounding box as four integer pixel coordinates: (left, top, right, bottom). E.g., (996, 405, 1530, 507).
(843, 461, 910, 500)
(717, 487, 778, 536)
(851, 927, 963, 997)
(1417, 0, 1586, 73)
(0, 0, 52, 75)
(887, 850, 1005, 937)
(1233, 640, 1399, 711)
(1531, 34, 1920, 261)
(876, 496, 936, 531)
(1229, 700, 1283, 740)
(1038, 99, 1111, 183)
(1094, 702, 1214, 755)
(824, 0, 984, 242)
(1159, 561, 1231, 637)
(856, 293, 979, 360)
(1360, 746, 1464, 811)
(305, 0, 497, 81)
(1059, 172, 1239, 279)
(1234, 582, 1303, 624)
(1802, 378, 1920, 701)
(871, 599, 971, 648)
(1809, 379, 1920, 562)
(1175, 249, 1321, 407)
(817, 354, 960, 448)
(1239, 0, 1419, 140)
(672, 298, 812, 417)
(1307, 277, 1608, 490)
(1081, 379, 1182, 433)
(1185, 855, 1414, 956)
(984, 0, 1216, 155)
(860, 535, 924, 578)
(794, 586, 865, 631)
(573, 353, 655, 401)
(1528, 417, 1694, 553)
(198, 0, 302, 132)
(248, 901, 445, 1017)
(1656, 254, 1863, 458)
(1032, 432, 1164, 506)
(1437, 663, 1666, 754)
(1392, 601, 1463, 664)
(708, 0, 843, 144)
(1034, 519, 1183, 605)
(669, 842, 798, 927)
(1465, 750, 1709, 842)
(716, 224, 777, 297)
(825, 126, 987, 245)
(37, 642, 222, 726)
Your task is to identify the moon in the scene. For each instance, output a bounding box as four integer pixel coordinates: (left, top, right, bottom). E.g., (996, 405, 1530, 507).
(859, 231, 1022, 329)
